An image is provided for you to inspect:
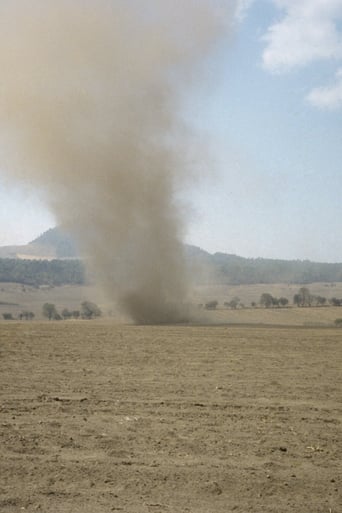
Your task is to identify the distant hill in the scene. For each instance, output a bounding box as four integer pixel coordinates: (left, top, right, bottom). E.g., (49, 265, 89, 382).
(193, 250, 342, 285)
(0, 227, 341, 285)
(31, 228, 79, 258)
(0, 227, 79, 260)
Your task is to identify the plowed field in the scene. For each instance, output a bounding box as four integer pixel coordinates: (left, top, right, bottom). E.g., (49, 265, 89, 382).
(1, 322, 341, 512)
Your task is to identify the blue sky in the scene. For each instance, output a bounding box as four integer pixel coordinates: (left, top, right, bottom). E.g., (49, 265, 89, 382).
(1, 0, 341, 262)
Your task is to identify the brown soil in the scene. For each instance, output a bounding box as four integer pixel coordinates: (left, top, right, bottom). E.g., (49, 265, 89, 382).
(0, 322, 341, 512)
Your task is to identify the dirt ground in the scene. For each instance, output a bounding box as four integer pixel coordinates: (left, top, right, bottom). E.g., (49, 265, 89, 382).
(0, 321, 341, 513)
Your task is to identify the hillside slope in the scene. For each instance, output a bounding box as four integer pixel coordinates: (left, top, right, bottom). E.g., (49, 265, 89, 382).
(0, 227, 341, 285)
(0, 228, 79, 260)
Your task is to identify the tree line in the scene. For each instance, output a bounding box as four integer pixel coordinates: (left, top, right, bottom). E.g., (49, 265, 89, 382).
(257, 288, 342, 308)
(42, 301, 102, 320)
(201, 287, 342, 310)
(187, 247, 342, 285)
(2, 311, 35, 320)
(2, 301, 102, 321)
(0, 258, 85, 286)
(2, 250, 342, 288)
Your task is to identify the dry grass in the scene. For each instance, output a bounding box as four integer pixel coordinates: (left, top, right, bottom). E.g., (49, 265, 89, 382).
(193, 282, 342, 306)
(1, 281, 342, 323)
(208, 305, 342, 326)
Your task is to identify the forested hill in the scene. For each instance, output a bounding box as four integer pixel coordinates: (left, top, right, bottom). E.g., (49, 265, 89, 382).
(0, 227, 341, 286)
(0, 258, 85, 286)
(187, 247, 342, 285)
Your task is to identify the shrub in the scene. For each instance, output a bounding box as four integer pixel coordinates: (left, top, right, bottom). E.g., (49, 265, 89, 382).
(224, 297, 240, 309)
(61, 308, 72, 320)
(42, 303, 59, 320)
(205, 300, 218, 310)
(334, 318, 342, 327)
(315, 296, 327, 306)
(21, 311, 35, 320)
(293, 287, 312, 307)
(260, 293, 274, 308)
(2, 313, 13, 320)
(81, 301, 102, 319)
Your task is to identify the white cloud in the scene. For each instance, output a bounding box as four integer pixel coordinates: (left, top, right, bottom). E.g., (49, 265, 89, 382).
(261, 0, 342, 109)
(262, 0, 342, 73)
(307, 68, 342, 109)
(234, 0, 255, 22)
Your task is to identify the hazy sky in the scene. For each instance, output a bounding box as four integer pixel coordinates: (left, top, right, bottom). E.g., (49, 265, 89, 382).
(1, 0, 341, 262)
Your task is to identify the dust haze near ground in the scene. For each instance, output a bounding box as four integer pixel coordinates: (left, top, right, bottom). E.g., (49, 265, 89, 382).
(0, 0, 231, 323)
